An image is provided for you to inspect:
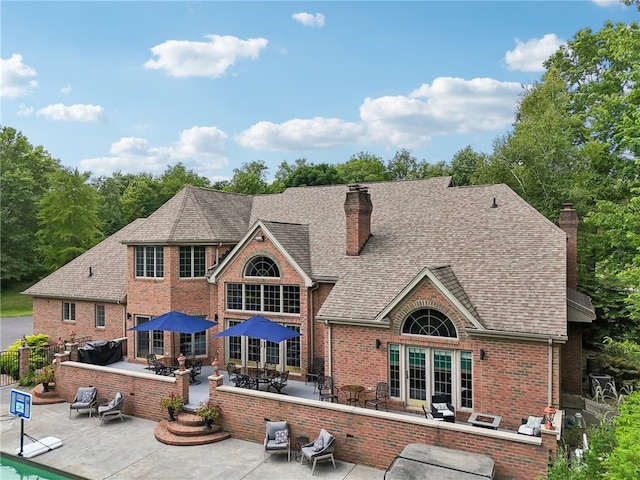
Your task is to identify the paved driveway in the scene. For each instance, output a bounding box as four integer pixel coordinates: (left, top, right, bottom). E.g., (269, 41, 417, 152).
(0, 316, 33, 350)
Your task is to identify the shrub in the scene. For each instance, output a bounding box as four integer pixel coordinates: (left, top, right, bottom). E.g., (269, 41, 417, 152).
(595, 337, 640, 390)
(606, 391, 640, 479)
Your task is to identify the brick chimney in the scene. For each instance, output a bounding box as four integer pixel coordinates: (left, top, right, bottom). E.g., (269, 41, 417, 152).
(558, 202, 578, 289)
(344, 185, 372, 256)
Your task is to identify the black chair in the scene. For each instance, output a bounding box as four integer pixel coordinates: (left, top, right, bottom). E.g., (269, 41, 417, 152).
(269, 370, 289, 394)
(365, 382, 389, 411)
(305, 358, 324, 393)
(318, 376, 338, 403)
(431, 394, 455, 422)
(189, 360, 202, 385)
(145, 353, 157, 370)
(151, 359, 168, 376)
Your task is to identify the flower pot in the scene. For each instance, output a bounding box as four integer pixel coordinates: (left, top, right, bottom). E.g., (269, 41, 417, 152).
(203, 418, 213, 431)
(42, 381, 50, 393)
(167, 406, 176, 422)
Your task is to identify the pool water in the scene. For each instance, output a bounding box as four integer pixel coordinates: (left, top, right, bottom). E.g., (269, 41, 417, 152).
(0, 454, 80, 480)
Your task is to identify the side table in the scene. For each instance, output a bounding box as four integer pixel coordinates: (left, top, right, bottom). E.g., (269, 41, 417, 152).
(294, 435, 309, 462)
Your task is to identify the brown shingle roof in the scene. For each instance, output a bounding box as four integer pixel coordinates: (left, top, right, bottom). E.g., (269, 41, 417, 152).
(23, 219, 145, 302)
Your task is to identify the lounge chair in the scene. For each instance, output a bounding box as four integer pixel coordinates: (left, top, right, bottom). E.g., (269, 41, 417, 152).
(264, 420, 290, 462)
(431, 394, 455, 422)
(97, 392, 124, 426)
(69, 386, 97, 418)
(300, 428, 336, 475)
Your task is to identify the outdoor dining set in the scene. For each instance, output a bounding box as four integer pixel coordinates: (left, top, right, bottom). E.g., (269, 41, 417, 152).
(226, 363, 289, 393)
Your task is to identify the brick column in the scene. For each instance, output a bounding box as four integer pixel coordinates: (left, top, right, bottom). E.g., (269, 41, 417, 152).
(18, 346, 30, 378)
(67, 342, 79, 362)
(174, 369, 190, 404)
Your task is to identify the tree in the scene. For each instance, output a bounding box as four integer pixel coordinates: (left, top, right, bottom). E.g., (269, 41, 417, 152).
(0, 126, 60, 283)
(336, 152, 387, 184)
(92, 172, 136, 236)
(157, 162, 211, 204)
(223, 161, 270, 194)
(36, 167, 103, 271)
(273, 158, 342, 190)
(120, 173, 161, 224)
(450, 146, 486, 187)
(385, 149, 424, 180)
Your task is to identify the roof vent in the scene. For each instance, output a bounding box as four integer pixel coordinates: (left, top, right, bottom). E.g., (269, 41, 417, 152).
(348, 184, 368, 193)
(491, 198, 498, 208)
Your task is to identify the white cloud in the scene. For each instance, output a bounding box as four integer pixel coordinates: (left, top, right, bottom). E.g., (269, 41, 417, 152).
(17, 104, 34, 116)
(237, 77, 522, 151)
(504, 34, 564, 72)
(60, 84, 72, 95)
(79, 126, 229, 179)
(144, 34, 268, 78)
(36, 103, 105, 122)
(0, 54, 38, 97)
(592, 0, 623, 7)
(292, 12, 325, 27)
(236, 117, 364, 151)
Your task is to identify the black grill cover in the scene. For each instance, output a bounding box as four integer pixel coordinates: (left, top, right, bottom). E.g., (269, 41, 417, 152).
(78, 340, 122, 366)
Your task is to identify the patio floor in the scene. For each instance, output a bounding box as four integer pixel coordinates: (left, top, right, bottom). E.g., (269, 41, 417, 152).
(107, 359, 320, 409)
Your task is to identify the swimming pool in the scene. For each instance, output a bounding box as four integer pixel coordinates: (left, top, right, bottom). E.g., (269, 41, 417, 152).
(0, 454, 86, 480)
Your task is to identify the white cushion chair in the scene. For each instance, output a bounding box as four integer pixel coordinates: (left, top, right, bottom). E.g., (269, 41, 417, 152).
(518, 416, 543, 436)
(300, 428, 336, 475)
(264, 420, 290, 462)
(97, 392, 124, 426)
(69, 386, 97, 418)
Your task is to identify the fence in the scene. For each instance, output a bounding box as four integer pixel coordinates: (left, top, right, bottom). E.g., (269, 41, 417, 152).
(0, 349, 19, 387)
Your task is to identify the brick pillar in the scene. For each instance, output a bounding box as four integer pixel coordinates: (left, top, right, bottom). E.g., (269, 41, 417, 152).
(174, 369, 190, 404)
(67, 342, 79, 362)
(561, 323, 584, 395)
(18, 346, 30, 378)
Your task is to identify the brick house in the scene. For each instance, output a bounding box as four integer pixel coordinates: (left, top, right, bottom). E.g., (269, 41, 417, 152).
(24, 177, 594, 430)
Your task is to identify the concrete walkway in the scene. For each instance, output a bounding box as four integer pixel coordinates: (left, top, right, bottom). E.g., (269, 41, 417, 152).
(1, 386, 386, 480)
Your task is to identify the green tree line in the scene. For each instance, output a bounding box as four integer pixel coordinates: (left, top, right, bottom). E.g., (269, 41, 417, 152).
(1, 19, 638, 345)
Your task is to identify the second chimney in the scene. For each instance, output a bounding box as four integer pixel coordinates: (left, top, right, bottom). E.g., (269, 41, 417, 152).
(558, 202, 578, 289)
(345, 184, 372, 256)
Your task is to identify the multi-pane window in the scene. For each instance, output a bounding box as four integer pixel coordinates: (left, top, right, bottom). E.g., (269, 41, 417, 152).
(461, 351, 473, 408)
(285, 325, 301, 369)
(134, 316, 164, 357)
(135, 246, 164, 278)
(95, 305, 105, 328)
(433, 350, 452, 399)
(403, 309, 457, 337)
(63, 302, 76, 321)
(179, 246, 206, 278)
(389, 344, 400, 397)
(179, 329, 207, 356)
(225, 283, 300, 314)
(244, 256, 280, 277)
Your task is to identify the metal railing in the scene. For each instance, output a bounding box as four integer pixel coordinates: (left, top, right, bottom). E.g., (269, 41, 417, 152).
(0, 349, 19, 387)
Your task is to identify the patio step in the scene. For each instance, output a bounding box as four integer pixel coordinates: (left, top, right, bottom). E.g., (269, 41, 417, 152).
(154, 413, 231, 446)
(30, 384, 66, 405)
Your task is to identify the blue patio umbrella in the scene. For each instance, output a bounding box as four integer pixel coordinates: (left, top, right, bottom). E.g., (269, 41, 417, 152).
(128, 311, 218, 334)
(213, 315, 301, 343)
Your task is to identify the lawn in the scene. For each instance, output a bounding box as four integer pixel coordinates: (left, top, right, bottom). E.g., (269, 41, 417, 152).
(1, 282, 34, 317)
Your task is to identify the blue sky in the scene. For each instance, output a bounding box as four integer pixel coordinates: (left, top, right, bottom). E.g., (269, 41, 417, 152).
(2, 1, 637, 182)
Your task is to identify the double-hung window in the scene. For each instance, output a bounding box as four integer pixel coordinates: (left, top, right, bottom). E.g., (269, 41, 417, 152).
(63, 302, 75, 321)
(95, 304, 105, 328)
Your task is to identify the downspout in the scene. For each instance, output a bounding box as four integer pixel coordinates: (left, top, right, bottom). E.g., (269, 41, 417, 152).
(308, 283, 319, 366)
(548, 338, 553, 405)
(327, 321, 332, 377)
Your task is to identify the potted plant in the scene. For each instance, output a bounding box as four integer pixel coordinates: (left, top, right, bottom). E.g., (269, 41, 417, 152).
(195, 400, 221, 430)
(160, 394, 184, 422)
(36, 364, 55, 392)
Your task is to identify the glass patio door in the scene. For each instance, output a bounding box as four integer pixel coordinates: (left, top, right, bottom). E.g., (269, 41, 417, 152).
(406, 347, 427, 407)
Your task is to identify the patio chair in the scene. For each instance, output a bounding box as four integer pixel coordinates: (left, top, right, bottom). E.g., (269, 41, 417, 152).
(151, 359, 168, 376)
(145, 353, 157, 370)
(97, 392, 124, 426)
(69, 386, 97, 418)
(518, 416, 543, 436)
(317, 376, 338, 403)
(264, 420, 290, 462)
(365, 382, 389, 411)
(269, 370, 289, 394)
(431, 394, 455, 423)
(305, 357, 324, 392)
(300, 428, 336, 475)
(189, 360, 202, 385)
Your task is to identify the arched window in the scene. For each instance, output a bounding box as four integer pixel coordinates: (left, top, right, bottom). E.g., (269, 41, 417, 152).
(402, 309, 457, 338)
(244, 256, 280, 278)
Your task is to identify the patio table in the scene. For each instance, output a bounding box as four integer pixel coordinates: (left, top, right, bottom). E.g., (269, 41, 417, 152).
(339, 384, 364, 406)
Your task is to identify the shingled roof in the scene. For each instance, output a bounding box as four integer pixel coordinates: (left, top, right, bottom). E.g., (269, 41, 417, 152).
(23, 219, 145, 302)
(25, 177, 571, 336)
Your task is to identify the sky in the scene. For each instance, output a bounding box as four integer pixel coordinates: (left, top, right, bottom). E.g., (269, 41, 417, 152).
(1, 1, 638, 183)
